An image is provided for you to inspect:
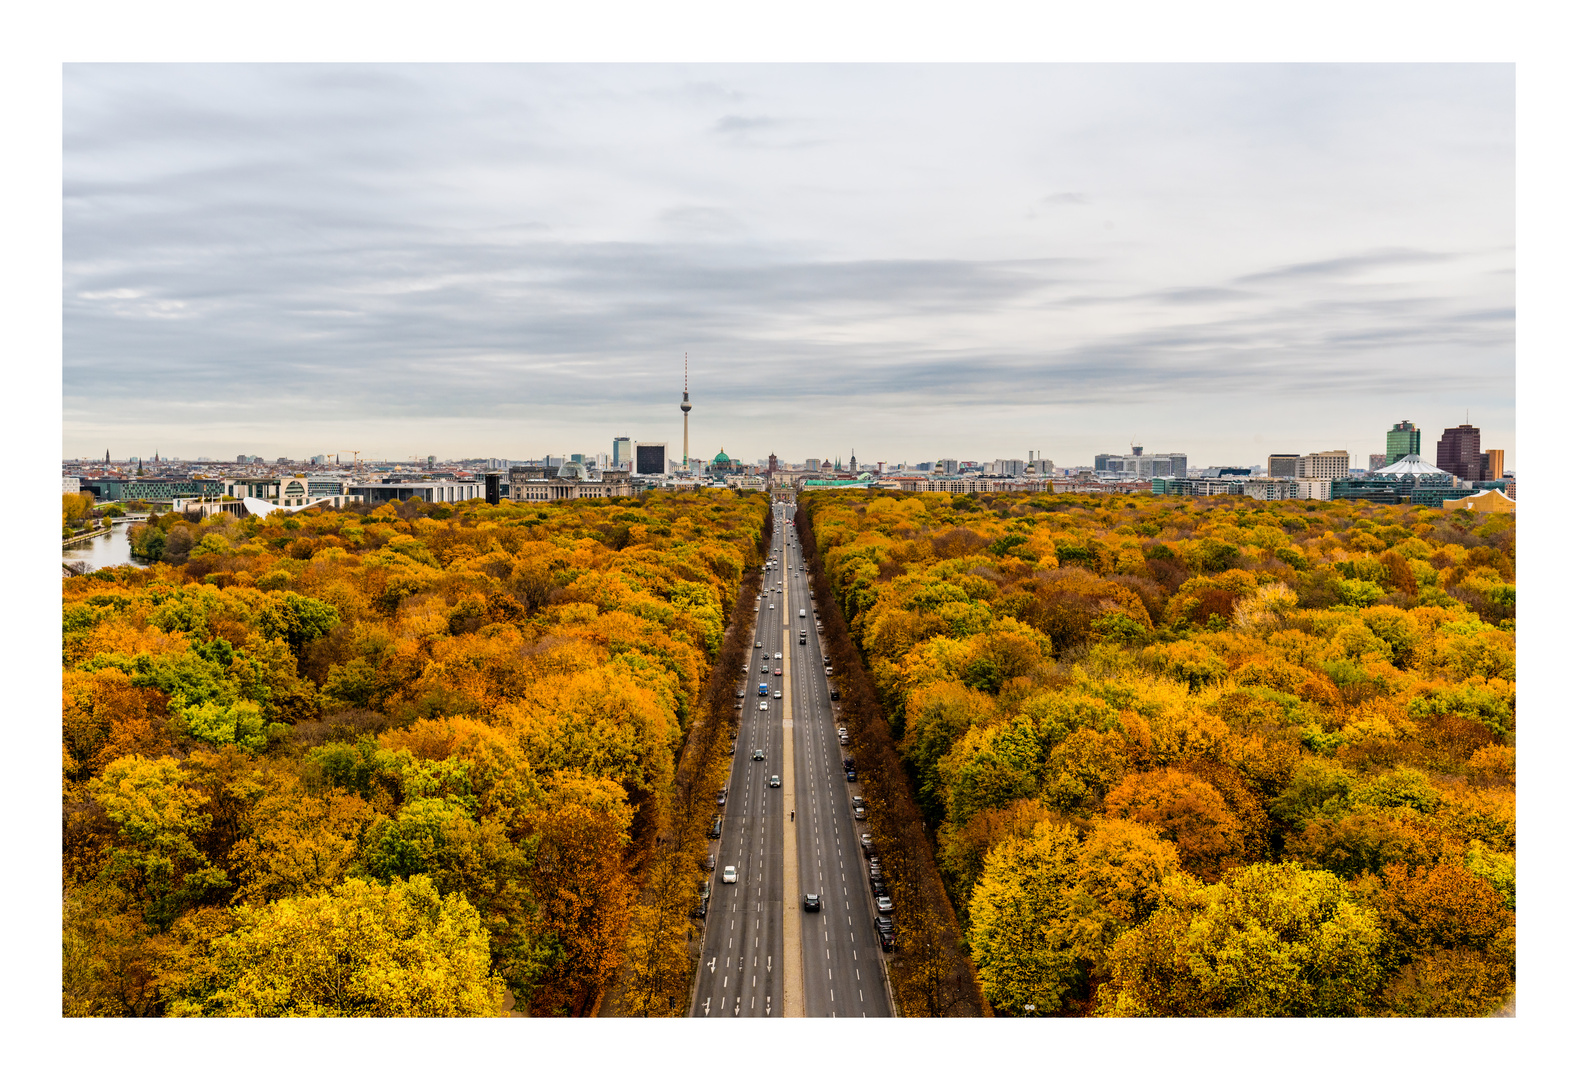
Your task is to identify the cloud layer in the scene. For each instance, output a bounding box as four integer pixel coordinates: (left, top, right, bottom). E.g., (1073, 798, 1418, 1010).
(64, 63, 1514, 466)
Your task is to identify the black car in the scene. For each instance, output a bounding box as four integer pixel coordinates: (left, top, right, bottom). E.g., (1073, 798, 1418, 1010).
(846, 769, 857, 782)
(829, 688, 840, 700)
(871, 879, 889, 898)
(803, 893, 822, 912)
(842, 756, 855, 770)
(874, 916, 895, 951)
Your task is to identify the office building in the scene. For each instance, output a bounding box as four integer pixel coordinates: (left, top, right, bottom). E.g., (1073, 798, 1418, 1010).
(348, 478, 482, 508)
(1481, 448, 1505, 480)
(1268, 454, 1299, 478)
(1436, 424, 1482, 482)
(1293, 479, 1333, 501)
(1243, 478, 1295, 501)
(1095, 447, 1187, 479)
(1296, 451, 1350, 481)
(1385, 421, 1422, 465)
(634, 441, 669, 477)
(1368, 454, 1386, 473)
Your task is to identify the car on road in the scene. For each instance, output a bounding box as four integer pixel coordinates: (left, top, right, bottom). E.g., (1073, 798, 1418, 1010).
(761, 664, 769, 673)
(770, 604, 774, 609)
(771, 690, 780, 699)
(774, 669, 782, 676)
(774, 652, 782, 659)
(722, 865, 738, 884)
(756, 641, 763, 648)
(769, 774, 780, 788)
(753, 748, 765, 760)
(708, 816, 722, 838)
(802, 894, 821, 912)
(875, 895, 894, 915)
(759, 702, 768, 711)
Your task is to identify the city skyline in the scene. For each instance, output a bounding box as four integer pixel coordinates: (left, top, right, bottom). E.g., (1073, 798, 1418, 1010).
(65, 64, 1513, 466)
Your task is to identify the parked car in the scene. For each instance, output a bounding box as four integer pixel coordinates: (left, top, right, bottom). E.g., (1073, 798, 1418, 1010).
(860, 833, 874, 855)
(735, 689, 745, 698)
(839, 734, 850, 745)
(708, 816, 722, 838)
(874, 916, 895, 951)
(830, 689, 840, 700)
(716, 787, 728, 805)
(871, 880, 889, 898)
(803, 893, 822, 912)
(722, 865, 738, 884)
(853, 806, 866, 820)
(846, 769, 857, 782)
(705, 853, 716, 871)
(851, 796, 865, 809)
(875, 895, 894, 914)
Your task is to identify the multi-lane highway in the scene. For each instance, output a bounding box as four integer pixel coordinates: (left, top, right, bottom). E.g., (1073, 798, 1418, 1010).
(691, 499, 892, 1018)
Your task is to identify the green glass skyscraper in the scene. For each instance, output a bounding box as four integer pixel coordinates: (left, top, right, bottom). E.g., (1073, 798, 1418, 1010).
(1386, 420, 1421, 465)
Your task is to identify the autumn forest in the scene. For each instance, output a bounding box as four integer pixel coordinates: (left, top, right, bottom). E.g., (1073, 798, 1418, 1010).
(62, 485, 1513, 1017)
(802, 488, 1514, 1017)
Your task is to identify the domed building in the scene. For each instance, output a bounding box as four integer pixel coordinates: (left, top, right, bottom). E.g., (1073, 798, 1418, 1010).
(707, 448, 740, 478)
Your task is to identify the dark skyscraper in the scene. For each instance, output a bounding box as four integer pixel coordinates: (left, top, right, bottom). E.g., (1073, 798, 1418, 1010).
(1436, 423, 1482, 482)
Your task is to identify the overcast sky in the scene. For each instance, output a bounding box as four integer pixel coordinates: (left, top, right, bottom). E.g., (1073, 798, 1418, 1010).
(63, 63, 1513, 468)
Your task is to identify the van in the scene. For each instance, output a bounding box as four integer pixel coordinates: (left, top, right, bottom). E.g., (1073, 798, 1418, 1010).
(799, 609, 805, 618)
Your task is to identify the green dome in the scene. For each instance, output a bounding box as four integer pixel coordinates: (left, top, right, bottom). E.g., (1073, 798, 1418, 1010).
(712, 449, 731, 465)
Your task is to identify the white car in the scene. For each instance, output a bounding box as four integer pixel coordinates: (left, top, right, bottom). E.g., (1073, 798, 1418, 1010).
(774, 652, 782, 659)
(774, 690, 782, 699)
(722, 866, 738, 884)
(759, 702, 769, 711)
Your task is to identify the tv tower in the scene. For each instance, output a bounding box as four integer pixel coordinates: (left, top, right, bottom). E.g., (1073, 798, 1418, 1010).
(681, 353, 692, 470)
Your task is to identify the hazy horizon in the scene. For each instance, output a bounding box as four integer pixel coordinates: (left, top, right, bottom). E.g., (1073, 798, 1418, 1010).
(64, 64, 1515, 469)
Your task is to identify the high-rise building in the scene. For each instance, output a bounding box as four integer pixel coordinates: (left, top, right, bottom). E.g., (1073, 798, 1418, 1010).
(1268, 454, 1299, 478)
(936, 459, 960, 475)
(634, 441, 668, 477)
(1436, 424, 1482, 482)
(1385, 421, 1421, 465)
(1481, 448, 1505, 481)
(1296, 451, 1350, 480)
(805, 458, 820, 472)
(1368, 454, 1386, 473)
(613, 437, 633, 468)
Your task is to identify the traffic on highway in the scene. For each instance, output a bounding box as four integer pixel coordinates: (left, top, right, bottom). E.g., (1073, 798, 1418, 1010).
(691, 498, 894, 1017)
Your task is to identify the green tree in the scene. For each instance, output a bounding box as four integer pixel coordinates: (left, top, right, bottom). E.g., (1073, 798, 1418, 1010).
(163, 875, 502, 1016)
(1097, 862, 1384, 1016)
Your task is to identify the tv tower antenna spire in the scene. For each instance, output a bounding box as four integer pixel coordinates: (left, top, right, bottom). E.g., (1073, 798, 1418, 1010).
(680, 352, 693, 471)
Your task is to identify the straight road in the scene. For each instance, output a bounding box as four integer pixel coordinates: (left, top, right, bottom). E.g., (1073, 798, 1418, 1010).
(689, 500, 893, 1018)
(779, 506, 894, 1017)
(691, 513, 787, 1017)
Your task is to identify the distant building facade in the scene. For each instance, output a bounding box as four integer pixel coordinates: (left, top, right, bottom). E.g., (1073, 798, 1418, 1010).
(1386, 421, 1422, 465)
(1296, 451, 1350, 481)
(1436, 424, 1482, 482)
(1267, 454, 1299, 478)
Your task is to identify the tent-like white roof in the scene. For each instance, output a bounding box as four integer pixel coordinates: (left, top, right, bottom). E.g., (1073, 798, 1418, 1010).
(1373, 454, 1454, 480)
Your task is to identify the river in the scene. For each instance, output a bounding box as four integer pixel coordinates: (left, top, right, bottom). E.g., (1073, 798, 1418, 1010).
(62, 522, 151, 572)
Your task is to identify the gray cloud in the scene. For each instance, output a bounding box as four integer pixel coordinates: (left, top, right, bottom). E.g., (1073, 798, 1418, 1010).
(63, 64, 1514, 467)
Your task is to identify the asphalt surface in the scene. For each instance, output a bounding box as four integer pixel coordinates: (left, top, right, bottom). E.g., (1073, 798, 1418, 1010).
(690, 501, 893, 1018)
